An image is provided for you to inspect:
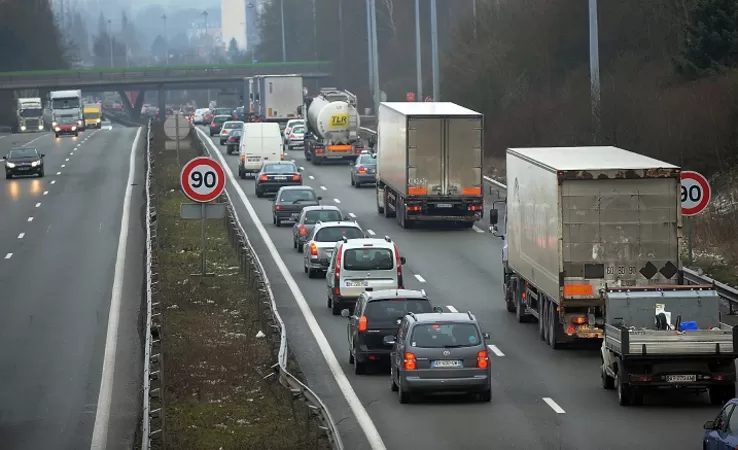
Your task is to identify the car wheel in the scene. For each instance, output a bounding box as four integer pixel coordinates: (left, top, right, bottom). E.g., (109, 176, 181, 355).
(601, 363, 615, 390)
(297, 242, 304, 253)
(331, 298, 342, 316)
(479, 389, 492, 402)
(327, 295, 332, 308)
(38, 170, 44, 178)
(355, 181, 361, 188)
(354, 358, 366, 375)
(350, 176, 355, 186)
(307, 268, 318, 278)
(390, 367, 399, 392)
(5, 173, 11, 179)
(349, 350, 354, 365)
(398, 378, 410, 404)
(293, 238, 297, 249)
(275, 216, 282, 226)
(54, 133, 59, 138)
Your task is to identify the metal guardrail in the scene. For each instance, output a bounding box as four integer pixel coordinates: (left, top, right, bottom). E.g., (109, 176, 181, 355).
(142, 119, 164, 449)
(194, 130, 344, 449)
(359, 125, 738, 308)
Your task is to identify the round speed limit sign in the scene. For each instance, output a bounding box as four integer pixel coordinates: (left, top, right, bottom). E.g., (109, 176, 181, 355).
(680, 170, 711, 216)
(180, 156, 226, 202)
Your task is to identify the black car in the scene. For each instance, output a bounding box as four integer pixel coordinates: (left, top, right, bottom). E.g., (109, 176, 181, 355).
(255, 161, 303, 198)
(4, 147, 45, 179)
(233, 106, 246, 121)
(272, 186, 321, 226)
(341, 289, 441, 374)
(209, 115, 231, 136)
(226, 130, 242, 155)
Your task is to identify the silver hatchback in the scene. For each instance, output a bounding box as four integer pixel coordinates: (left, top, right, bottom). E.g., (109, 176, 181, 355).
(387, 312, 491, 403)
(303, 221, 365, 278)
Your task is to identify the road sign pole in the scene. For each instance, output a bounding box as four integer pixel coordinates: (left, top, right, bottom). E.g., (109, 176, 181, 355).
(175, 113, 181, 166)
(201, 202, 207, 276)
(686, 217, 693, 266)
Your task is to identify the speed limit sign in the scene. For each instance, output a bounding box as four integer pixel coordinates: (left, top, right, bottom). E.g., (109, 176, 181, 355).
(180, 156, 226, 202)
(680, 170, 711, 216)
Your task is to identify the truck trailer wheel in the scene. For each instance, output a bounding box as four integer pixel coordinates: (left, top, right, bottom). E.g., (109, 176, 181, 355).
(515, 282, 532, 323)
(601, 363, 615, 390)
(383, 191, 396, 219)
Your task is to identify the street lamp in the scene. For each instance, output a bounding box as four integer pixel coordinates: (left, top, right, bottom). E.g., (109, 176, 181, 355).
(279, 0, 286, 61)
(107, 19, 113, 68)
(202, 10, 209, 63)
(162, 14, 169, 66)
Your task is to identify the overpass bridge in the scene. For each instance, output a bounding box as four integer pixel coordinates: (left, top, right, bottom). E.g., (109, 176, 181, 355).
(0, 61, 333, 118)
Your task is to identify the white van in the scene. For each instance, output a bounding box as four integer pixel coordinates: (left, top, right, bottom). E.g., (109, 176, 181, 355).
(238, 122, 284, 178)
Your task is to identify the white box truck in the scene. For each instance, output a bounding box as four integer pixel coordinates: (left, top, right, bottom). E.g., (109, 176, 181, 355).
(253, 74, 303, 124)
(488, 146, 721, 349)
(375, 102, 484, 228)
(15, 98, 45, 133)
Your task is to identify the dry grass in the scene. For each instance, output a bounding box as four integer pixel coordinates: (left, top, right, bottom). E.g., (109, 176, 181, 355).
(152, 124, 327, 449)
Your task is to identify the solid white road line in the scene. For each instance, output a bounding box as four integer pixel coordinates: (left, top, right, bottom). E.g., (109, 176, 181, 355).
(4, 253, 11, 259)
(472, 225, 485, 233)
(487, 345, 505, 357)
(543, 397, 566, 414)
(348, 212, 356, 218)
(17, 233, 24, 239)
(447, 305, 458, 313)
(414, 274, 426, 283)
(23, 134, 48, 146)
(197, 128, 387, 450)
(27, 217, 33, 222)
(90, 127, 142, 450)
(367, 229, 375, 236)
(334, 198, 341, 203)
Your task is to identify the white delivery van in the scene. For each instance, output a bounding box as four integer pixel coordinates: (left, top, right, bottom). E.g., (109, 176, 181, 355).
(238, 122, 284, 178)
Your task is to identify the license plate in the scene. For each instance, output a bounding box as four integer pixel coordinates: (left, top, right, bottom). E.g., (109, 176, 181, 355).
(18, 167, 29, 170)
(432, 360, 462, 368)
(667, 375, 696, 383)
(274, 176, 287, 180)
(290, 213, 299, 219)
(247, 157, 260, 162)
(436, 203, 453, 208)
(345, 280, 367, 287)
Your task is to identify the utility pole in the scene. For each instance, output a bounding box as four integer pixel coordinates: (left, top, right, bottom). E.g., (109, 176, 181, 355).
(369, 0, 380, 113)
(162, 14, 169, 65)
(414, 0, 422, 101)
(279, 0, 286, 61)
(338, 0, 345, 87)
(202, 10, 209, 63)
(472, 0, 477, 38)
(312, 0, 318, 61)
(588, 0, 601, 143)
(365, 0, 373, 99)
(430, 0, 439, 101)
(108, 19, 114, 68)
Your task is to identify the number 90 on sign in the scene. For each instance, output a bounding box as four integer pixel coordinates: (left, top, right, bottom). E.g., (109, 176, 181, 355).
(188, 164, 220, 196)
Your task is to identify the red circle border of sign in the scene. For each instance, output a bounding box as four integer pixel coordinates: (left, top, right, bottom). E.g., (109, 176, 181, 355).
(681, 170, 711, 216)
(180, 156, 226, 202)
(424, 96, 432, 102)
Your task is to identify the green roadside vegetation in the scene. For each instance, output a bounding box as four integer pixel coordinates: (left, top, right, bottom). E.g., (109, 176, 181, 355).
(152, 122, 328, 449)
(0, 61, 331, 77)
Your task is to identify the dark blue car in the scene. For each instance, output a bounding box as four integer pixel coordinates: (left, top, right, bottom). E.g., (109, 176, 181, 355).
(704, 398, 738, 449)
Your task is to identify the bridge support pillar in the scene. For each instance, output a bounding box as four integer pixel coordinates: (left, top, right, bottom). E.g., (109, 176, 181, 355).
(157, 86, 166, 118)
(118, 90, 146, 120)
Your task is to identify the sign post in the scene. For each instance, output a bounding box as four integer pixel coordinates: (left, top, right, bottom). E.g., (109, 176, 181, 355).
(164, 113, 191, 166)
(680, 171, 711, 266)
(180, 157, 227, 277)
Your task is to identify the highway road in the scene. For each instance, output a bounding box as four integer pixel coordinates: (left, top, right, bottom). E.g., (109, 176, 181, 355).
(197, 125, 714, 449)
(0, 127, 144, 450)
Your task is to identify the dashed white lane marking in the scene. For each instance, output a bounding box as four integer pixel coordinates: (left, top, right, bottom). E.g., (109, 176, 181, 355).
(487, 345, 505, 357)
(414, 274, 426, 283)
(334, 198, 341, 203)
(65, 158, 69, 161)
(543, 397, 566, 414)
(4, 253, 11, 259)
(472, 225, 485, 233)
(61, 164, 66, 168)
(299, 166, 304, 171)
(348, 212, 356, 218)
(308, 175, 315, 180)
(50, 180, 56, 184)
(43, 191, 48, 195)
(367, 229, 375, 236)
(17, 233, 24, 239)
(56, 172, 61, 175)
(447, 305, 458, 312)
(27, 217, 33, 222)
(35, 203, 41, 207)
(320, 186, 327, 191)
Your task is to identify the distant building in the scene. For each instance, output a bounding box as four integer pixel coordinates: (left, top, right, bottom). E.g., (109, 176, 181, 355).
(221, 0, 246, 50)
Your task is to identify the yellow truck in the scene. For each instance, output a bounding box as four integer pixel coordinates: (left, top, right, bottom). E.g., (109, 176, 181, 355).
(82, 104, 102, 129)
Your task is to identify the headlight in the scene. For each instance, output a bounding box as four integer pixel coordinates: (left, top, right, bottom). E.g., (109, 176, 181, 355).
(38, 125, 43, 130)
(71, 126, 77, 131)
(5, 162, 15, 168)
(20, 125, 26, 131)
(55, 127, 61, 132)
(31, 160, 40, 167)
(77, 120, 82, 125)
(96, 118, 101, 123)
(52, 121, 57, 127)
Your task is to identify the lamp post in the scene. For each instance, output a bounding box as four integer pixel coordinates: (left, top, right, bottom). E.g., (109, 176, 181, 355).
(202, 10, 209, 63)
(107, 19, 113, 68)
(588, 0, 602, 142)
(414, 0, 422, 101)
(280, 0, 286, 61)
(162, 14, 169, 65)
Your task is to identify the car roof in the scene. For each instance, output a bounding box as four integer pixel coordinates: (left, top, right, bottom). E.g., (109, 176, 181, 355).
(278, 185, 314, 191)
(302, 205, 340, 212)
(341, 238, 394, 249)
(364, 289, 428, 301)
(409, 312, 475, 323)
(313, 220, 360, 231)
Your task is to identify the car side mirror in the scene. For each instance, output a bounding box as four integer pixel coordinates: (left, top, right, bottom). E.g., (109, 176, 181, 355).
(483, 332, 491, 340)
(489, 209, 498, 225)
(432, 306, 443, 313)
(383, 335, 396, 345)
(704, 420, 715, 430)
(400, 256, 406, 265)
(40, 154, 45, 157)
(340, 309, 350, 318)
(298, 167, 303, 171)
(317, 196, 322, 201)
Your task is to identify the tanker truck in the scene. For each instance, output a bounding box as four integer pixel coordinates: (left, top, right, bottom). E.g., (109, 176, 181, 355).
(304, 88, 363, 165)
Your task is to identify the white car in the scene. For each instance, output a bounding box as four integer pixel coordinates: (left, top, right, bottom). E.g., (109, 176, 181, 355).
(283, 119, 305, 144)
(192, 108, 208, 125)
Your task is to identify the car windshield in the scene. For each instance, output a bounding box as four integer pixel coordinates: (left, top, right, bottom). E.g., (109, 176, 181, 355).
(224, 122, 243, 129)
(9, 148, 38, 158)
(57, 117, 76, 124)
(357, 155, 376, 165)
(315, 226, 363, 242)
(343, 248, 393, 270)
(365, 299, 433, 320)
(263, 164, 296, 173)
(279, 189, 317, 203)
(304, 209, 342, 224)
(410, 323, 481, 348)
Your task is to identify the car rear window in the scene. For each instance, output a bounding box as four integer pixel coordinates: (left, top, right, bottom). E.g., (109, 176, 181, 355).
(315, 226, 363, 242)
(291, 126, 305, 134)
(343, 248, 393, 270)
(263, 164, 297, 173)
(357, 155, 375, 165)
(365, 299, 433, 319)
(279, 189, 316, 203)
(304, 210, 342, 224)
(224, 122, 242, 129)
(410, 323, 481, 348)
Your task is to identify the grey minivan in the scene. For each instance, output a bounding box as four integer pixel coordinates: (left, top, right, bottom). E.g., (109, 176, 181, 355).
(386, 312, 491, 403)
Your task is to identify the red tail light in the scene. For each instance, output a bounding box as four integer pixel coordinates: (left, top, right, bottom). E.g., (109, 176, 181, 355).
(299, 225, 307, 236)
(309, 242, 318, 255)
(259, 175, 268, 181)
(477, 350, 489, 369)
(394, 243, 403, 288)
(358, 316, 367, 332)
(404, 352, 417, 370)
(335, 244, 343, 278)
(357, 166, 367, 174)
(290, 134, 296, 139)
(292, 174, 301, 181)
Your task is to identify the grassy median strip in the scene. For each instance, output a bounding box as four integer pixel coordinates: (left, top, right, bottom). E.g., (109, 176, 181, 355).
(152, 124, 326, 449)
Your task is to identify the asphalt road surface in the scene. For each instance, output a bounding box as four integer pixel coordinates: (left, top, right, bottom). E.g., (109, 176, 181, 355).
(0, 128, 144, 450)
(197, 125, 715, 450)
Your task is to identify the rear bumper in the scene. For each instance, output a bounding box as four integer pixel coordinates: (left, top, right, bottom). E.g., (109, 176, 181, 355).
(355, 345, 392, 362)
(256, 181, 302, 193)
(274, 210, 302, 220)
(354, 174, 376, 184)
(402, 373, 490, 392)
(287, 139, 304, 148)
(306, 255, 330, 270)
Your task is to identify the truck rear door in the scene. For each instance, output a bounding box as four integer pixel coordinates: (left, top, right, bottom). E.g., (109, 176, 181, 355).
(445, 117, 483, 198)
(407, 117, 443, 196)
